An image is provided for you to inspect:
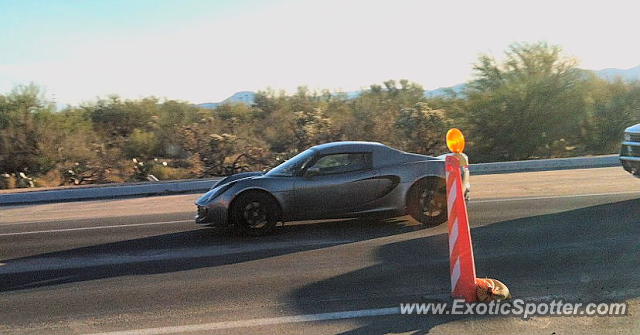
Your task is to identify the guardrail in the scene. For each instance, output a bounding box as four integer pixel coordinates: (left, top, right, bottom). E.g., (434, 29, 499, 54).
(469, 154, 619, 175)
(0, 178, 221, 206)
(0, 154, 620, 206)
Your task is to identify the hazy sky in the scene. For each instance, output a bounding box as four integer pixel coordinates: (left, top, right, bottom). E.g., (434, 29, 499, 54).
(1, 0, 638, 105)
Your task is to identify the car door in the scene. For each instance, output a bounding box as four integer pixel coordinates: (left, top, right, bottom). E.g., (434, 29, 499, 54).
(293, 152, 379, 219)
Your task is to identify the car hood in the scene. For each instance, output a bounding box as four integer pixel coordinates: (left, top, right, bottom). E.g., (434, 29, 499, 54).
(196, 171, 265, 206)
(625, 124, 640, 133)
(210, 171, 265, 190)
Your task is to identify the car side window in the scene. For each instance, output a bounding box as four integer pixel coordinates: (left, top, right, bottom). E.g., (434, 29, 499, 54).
(309, 153, 371, 175)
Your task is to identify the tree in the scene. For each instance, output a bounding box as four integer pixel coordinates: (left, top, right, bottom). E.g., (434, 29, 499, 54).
(582, 78, 640, 153)
(394, 102, 450, 155)
(292, 107, 336, 152)
(465, 42, 588, 161)
(349, 80, 427, 146)
(0, 84, 54, 174)
(87, 96, 156, 141)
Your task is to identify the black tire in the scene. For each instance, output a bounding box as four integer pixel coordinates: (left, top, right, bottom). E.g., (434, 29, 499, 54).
(407, 178, 448, 227)
(231, 192, 279, 236)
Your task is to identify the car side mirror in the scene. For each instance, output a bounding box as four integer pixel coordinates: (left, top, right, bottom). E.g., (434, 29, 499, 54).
(305, 167, 321, 177)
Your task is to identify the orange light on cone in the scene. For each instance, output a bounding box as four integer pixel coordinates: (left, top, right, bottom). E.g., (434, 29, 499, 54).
(446, 128, 465, 154)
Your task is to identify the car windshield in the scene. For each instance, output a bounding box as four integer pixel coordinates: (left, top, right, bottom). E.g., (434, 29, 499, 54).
(266, 149, 315, 176)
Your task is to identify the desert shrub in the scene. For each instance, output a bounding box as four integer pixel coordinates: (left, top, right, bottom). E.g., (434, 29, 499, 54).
(148, 165, 192, 180)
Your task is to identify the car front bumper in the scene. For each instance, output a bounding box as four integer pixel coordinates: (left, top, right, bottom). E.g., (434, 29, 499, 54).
(620, 141, 640, 177)
(195, 201, 229, 226)
(620, 156, 640, 177)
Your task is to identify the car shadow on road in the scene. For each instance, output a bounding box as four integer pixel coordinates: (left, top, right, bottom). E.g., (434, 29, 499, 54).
(289, 198, 640, 334)
(0, 217, 427, 292)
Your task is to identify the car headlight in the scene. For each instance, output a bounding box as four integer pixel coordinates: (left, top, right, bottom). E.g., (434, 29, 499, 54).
(624, 133, 632, 141)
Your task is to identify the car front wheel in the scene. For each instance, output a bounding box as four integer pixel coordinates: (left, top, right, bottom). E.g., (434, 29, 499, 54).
(231, 192, 279, 236)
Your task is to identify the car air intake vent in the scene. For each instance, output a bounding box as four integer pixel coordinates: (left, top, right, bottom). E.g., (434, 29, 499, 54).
(621, 144, 640, 157)
(629, 133, 640, 142)
(197, 206, 208, 217)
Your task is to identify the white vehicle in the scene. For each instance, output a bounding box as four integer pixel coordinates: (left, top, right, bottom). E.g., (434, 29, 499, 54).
(620, 124, 640, 176)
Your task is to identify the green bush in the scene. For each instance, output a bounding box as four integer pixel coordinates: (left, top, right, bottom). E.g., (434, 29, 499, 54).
(124, 129, 158, 159)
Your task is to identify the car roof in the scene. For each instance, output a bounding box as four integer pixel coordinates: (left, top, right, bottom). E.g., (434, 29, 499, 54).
(310, 141, 390, 154)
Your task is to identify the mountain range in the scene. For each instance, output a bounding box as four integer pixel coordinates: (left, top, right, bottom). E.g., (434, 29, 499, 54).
(595, 65, 640, 81)
(197, 65, 640, 109)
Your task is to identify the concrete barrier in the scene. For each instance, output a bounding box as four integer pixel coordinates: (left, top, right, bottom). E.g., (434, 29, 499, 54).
(0, 178, 220, 206)
(0, 154, 620, 206)
(469, 154, 619, 175)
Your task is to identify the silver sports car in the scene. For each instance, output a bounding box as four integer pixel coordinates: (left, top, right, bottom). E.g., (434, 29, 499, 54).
(195, 141, 468, 235)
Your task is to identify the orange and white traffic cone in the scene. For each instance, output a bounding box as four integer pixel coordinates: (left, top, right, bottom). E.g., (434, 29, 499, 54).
(445, 154, 478, 302)
(444, 128, 510, 302)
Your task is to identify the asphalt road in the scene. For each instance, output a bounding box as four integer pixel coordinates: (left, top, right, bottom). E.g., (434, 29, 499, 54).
(1, 168, 639, 334)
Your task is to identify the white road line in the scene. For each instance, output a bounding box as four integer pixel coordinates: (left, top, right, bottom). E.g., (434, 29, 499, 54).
(469, 191, 640, 203)
(86, 307, 400, 335)
(3, 191, 638, 236)
(0, 220, 191, 237)
(0, 214, 192, 226)
(84, 288, 640, 335)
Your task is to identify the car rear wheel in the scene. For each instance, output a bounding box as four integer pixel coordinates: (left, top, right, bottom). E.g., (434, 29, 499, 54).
(408, 178, 447, 227)
(232, 192, 279, 236)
